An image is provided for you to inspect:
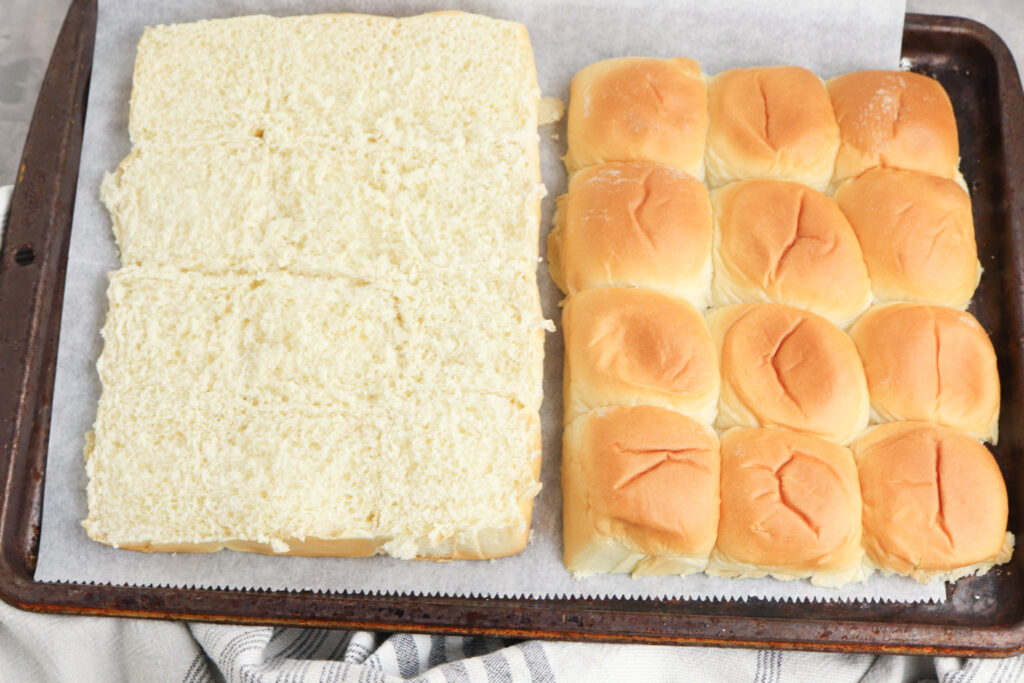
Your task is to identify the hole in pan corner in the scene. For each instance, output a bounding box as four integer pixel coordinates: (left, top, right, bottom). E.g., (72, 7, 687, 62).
(14, 245, 35, 267)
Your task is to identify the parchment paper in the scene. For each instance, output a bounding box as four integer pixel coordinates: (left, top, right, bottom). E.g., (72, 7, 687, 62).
(35, 0, 944, 604)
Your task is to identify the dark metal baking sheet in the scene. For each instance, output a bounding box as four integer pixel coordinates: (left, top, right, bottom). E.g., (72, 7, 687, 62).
(2, 1, 1023, 655)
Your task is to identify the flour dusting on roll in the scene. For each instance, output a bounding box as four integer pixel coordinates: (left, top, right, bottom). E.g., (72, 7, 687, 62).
(548, 162, 712, 307)
(828, 70, 960, 186)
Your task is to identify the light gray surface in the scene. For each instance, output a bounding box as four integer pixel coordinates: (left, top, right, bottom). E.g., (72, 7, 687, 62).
(0, 0, 69, 183)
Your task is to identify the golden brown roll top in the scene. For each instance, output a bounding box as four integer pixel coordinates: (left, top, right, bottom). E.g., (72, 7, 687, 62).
(711, 179, 871, 326)
(849, 304, 1000, 443)
(828, 70, 960, 186)
(564, 57, 708, 178)
(562, 288, 719, 425)
(707, 428, 865, 586)
(562, 406, 720, 577)
(548, 162, 713, 307)
(705, 66, 839, 191)
(835, 168, 979, 309)
(709, 304, 869, 444)
(555, 58, 1009, 588)
(854, 422, 1012, 583)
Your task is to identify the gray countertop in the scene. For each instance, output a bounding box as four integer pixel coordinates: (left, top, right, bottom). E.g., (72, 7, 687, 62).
(1, 0, 67, 183)
(1, 0, 1022, 185)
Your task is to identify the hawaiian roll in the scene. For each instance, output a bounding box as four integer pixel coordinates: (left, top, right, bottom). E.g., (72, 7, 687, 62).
(562, 288, 719, 425)
(564, 58, 708, 178)
(707, 428, 865, 587)
(854, 422, 1012, 582)
(548, 162, 712, 307)
(709, 304, 869, 443)
(705, 66, 839, 191)
(828, 70, 960, 185)
(562, 406, 720, 577)
(711, 179, 871, 326)
(835, 168, 979, 309)
(849, 304, 1000, 443)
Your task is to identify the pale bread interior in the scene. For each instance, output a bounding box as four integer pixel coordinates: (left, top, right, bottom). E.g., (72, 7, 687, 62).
(90, 12, 547, 559)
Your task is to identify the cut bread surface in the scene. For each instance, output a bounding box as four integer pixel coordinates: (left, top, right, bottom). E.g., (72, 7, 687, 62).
(102, 138, 544, 278)
(84, 392, 541, 558)
(130, 12, 539, 146)
(90, 11, 546, 559)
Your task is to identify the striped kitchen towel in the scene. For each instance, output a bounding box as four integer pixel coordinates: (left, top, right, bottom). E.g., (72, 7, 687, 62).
(184, 623, 1022, 683)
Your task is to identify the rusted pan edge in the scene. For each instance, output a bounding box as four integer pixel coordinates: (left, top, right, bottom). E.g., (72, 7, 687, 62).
(0, 0, 96, 606)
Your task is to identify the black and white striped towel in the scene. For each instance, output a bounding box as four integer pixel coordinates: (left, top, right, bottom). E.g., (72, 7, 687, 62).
(3, 587, 1022, 683)
(180, 623, 1023, 683)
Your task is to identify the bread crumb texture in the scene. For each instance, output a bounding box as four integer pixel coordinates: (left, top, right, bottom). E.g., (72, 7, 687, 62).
(89, 12, 547, 558)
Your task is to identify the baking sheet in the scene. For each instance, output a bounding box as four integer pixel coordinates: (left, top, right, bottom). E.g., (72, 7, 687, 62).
(34, 0, 945, 604)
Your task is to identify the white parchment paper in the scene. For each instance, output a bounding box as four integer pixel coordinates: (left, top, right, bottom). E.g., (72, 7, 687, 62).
(35, 0, 943, 604)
